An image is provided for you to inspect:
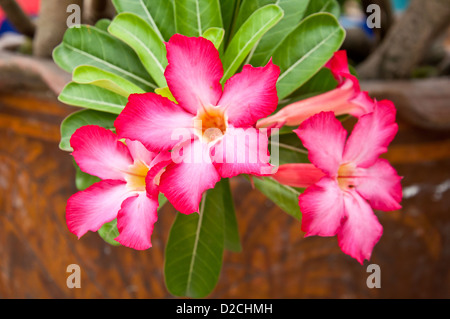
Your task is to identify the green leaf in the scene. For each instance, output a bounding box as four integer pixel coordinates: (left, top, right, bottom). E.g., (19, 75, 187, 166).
(174, 0, 223, 37)
(58, 83, 128, 114)
(248, 0, 310, 66)
(165, 180, 228, 298)
(202, 27, 225, 50)
(274, 13, 345, 99)
(95, 19, 112, 32)
(231, 0, 274, 38)
(253, 176, 302, 221)
(222, 179, 241, 252)
(60, 109, 117, 152)
(98, 219, 121, 246)
(304, 0, 340, 18)
(219, 0, 239, 46)
(221, 4, 283, 83)
(53, 25, 156, 91)
(108, 13, 168, 88)
(112, 0, 176, 41)
(74, 160, 101, 191)
(155, 87, 177, 103)
(73, 65, 146, 97)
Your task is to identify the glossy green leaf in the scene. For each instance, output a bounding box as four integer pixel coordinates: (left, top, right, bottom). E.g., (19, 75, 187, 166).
(165, 180, 228, 298)
(219, 0, 239, 46)
(73, 65, 145, 97)
(202, 27, 225, 50)
(274, 13, 345, 99)
(248, 0, 310, 66)
(94, 19, 111, 32)
(221, 4, 283, 83)
(98, 219, 121, 246)
(155, 87, 177, 103)
(222, 179, 241, 252)
(59, 83, 128, 114)
(53, 25, 156, 91)
(253, 176, 302, 221)
(112, 0, 176, 41)
(60, 109, 117, 152)
(304, 0, 340, 18)
(109, 13, 168, 88)
(231, 0, 274, 38)
(174, 0, 223, 37)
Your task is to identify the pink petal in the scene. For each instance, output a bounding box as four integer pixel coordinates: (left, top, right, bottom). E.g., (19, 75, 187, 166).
(338, 191, 383, 264)
(115, 93, 194, 152)
(145, 152, 173, 198)
(325, 50, 352, 84)
(356, 159, 402, 211)
(71, 125, 133, 181)
(343, 99, 398, 168)
(164, 34, 223, 114)
(219, 60, 280, 127)
(115, 192, 159, 250)
(212, 127, 273, 178)
(125, 139, 157, 166)
(158, 139, 221, 214)
(299, 177, 346, 236)
(272, 163, 326, 188)
(257, 85, 357, 128)
(66, 180, 131, 238)
(295, 112, 347, 176)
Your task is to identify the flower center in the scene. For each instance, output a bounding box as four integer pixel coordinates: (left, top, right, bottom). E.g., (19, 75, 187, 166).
(193, 105, 227, 143)
(124, 160, 149, 191)
(337, 163, 358, 191)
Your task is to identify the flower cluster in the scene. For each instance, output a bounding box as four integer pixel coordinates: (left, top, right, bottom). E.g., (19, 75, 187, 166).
(66, 34, 279, 250)
(66, 36, 402, 263)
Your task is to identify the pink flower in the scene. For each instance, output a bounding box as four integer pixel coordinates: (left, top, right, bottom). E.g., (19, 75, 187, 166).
(115, 34, 280, 214)
(273, 100, 402, 264)
(66, 125, 171, 250)
(257, 50, 374, 128)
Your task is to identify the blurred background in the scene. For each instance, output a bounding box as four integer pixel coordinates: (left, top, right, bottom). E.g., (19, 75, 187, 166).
(0, 0, 449, 298)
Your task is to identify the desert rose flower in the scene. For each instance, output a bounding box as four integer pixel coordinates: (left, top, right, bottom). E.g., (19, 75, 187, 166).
(257, 50, 374, 128)
(273, 100, 402, 263)
(115, 34, 280, 215)
(66, 125, 171, 250)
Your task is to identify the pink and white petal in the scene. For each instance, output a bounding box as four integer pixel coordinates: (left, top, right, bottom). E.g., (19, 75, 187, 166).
(145, 152, 173, 198)
(299, 177, 346, 236)
(71, 125, 133, 181)
(348, 91, 375, 117)
(338, 191, 383, 264)
(212, 127, 273, 178)
(159, 139, 221, 214)
(115, 192, 159, 250)
(66, 180, 131, 238)
(165, 34, 223, 114)
(355, 159, 402, 211)
(115, 93, 195, 152)
(257, 84, 358, 128)
(219, 60, 280, 127)
(325, 50, 352, 85)
(295, 112, 347, 176)
(343, 99, 398, 168)
(272, 163, 326, 188)
(126, 139, 157, 166)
